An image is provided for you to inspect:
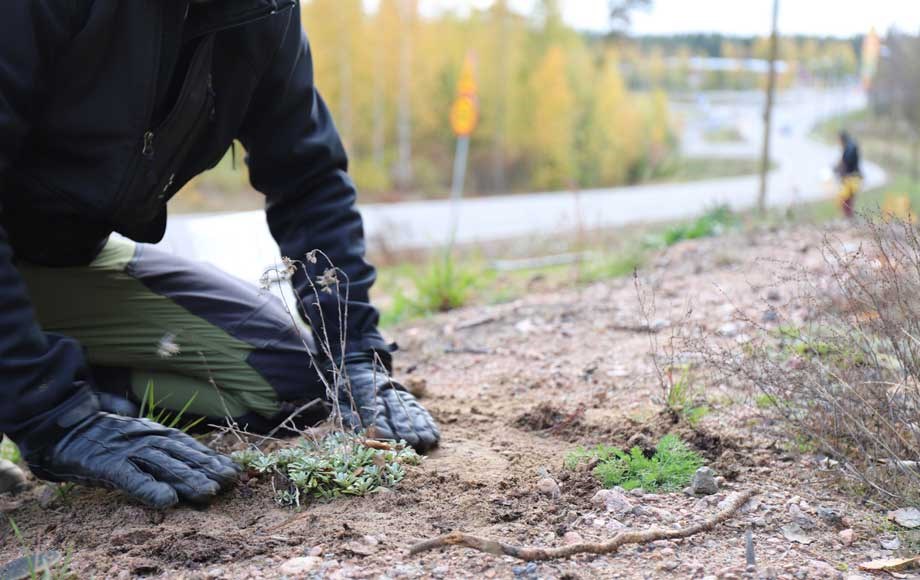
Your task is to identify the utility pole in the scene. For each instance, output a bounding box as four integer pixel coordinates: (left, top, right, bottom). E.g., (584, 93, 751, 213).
(758, 0, 780, 213)
(395, 0, 414, 192)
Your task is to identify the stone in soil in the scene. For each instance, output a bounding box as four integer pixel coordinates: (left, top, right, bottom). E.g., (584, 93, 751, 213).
(592, 489, 633, 515)
(536, 477, 561, 499)
(0, 459, 26, 494)
(839, 528, 855, 547)
(888, 507, 920, 529)
(689, 466, 719, 496)
(279, 556, 322, 577)
(879, 535, 900, 550)
(781, 523, 815, 545)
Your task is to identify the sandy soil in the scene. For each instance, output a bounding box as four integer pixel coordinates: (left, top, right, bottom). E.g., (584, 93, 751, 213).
(1, 223, 912, 579)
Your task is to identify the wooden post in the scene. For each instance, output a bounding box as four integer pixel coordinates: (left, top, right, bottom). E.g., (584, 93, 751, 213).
(758, 0, 780, 213)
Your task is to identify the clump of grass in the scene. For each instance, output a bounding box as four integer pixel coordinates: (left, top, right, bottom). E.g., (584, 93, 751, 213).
(233, 433, 421, 507)
(382, 255, 480, 326)
(648, 205, 737, 249)
(408, 255, 478, 313)
(578, 250, 646, 284)
(566, 434, 704, 492)
(137, 381, 204, 433)
(664, 368, 710, 427)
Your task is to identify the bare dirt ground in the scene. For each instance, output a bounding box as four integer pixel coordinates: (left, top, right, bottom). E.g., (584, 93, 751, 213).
(1, 223, 912, 579)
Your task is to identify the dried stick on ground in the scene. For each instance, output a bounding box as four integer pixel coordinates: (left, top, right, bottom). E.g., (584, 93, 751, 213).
(409, 489, 755, 561)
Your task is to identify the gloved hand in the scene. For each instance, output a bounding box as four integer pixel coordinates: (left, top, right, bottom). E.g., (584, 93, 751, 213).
(26, 412, 239, 509)
(334, 353, 440, 452)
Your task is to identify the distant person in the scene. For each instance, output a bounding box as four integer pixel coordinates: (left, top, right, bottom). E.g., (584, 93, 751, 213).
(0, 1, 439, 510)
(835, 131, 863, 219)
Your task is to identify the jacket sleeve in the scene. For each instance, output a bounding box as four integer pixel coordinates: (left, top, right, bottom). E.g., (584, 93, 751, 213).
(239, 6, 390, 363)
(0, 1, 99, 449)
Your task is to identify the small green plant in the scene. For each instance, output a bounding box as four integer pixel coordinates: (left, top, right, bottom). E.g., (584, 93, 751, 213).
(1, 436, 20, 463)
(648, 205, 737, 248)
(233, 433, 421, 507)
(381, 255, 480, 325)
(578, 251, 645, 284)
(754, 393, 779, 409)
(566, 434, 704, 492)
(410, 255, 478, 313)
(664, 368, 710, 427)
(138, 381, 205, 433)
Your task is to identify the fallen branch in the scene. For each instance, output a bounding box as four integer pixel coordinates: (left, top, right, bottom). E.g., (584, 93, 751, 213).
(409, 489, 755, 561)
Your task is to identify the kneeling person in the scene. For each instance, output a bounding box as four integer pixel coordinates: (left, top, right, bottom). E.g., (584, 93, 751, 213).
(0, 0, 439, 510)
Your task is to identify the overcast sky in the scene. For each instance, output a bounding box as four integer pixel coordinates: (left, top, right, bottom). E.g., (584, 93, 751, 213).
(397, 0, 920, 37)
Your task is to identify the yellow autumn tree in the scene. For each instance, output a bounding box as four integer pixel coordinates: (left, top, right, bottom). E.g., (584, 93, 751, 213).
(528, 46, 576, 190)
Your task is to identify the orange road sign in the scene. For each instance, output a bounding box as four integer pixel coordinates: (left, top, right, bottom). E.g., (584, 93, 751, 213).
(450, 95, 478, 137)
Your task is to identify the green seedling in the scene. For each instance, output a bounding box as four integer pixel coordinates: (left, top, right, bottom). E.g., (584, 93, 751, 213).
(566, 434, 704, 492)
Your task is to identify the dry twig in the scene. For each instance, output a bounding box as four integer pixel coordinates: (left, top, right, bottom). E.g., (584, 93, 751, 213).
(409, 489, 755, 561)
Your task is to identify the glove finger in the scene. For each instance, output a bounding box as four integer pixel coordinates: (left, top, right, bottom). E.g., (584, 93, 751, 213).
(403, 396, 440, 452)
(109, 460, 179, 509)
(153, 438, 239, 491)
(165, 431, 241, 481)
(379, 390, 421, 448)
(132, 448, 223, 505)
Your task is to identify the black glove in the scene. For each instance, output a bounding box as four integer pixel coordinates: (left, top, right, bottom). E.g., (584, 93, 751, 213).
(25, 412, 239, 509)
(334, 353, 440, 452)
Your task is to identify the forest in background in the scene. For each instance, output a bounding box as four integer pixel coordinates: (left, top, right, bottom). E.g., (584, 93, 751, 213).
(180, 0, 864, 208)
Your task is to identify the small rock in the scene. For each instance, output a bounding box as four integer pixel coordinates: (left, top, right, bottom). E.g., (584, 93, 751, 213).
(536, 477, 561, 499)
(307, 546, 323, 557)
(879, 535, 900, 550)
(817, 507, 844, 527)
(629, 488, 645, 498)
(741, 497, 761, 513)
(591, 489, 632, 515)
(205, 568, 224, 579)
(562, 531, 584, 545)
(781, 523, 815, 545)
(690, 467, 719, 496)
(789, 503, 817, 529)
(656, 561, 679, 572)
(515, 319, 536, 334)
(806, 560, 840, 578)
(431, 565, 449, 578)
(888, 507, 920, 529)
(839, 528, 855, 546)
(0, 459, 26, 494)
(718, 323, 740, 338)
(279, 556, 322, 577)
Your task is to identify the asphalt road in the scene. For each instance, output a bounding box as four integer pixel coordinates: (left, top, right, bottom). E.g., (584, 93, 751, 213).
(162, 87, 886, 282)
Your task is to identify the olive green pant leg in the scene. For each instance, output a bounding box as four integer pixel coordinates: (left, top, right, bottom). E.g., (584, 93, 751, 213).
(17, 236, 295, 420)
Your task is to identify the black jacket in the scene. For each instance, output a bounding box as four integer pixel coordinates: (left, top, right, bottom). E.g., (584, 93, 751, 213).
(840, 138, 861, 177)
(0, 0, 388, 446)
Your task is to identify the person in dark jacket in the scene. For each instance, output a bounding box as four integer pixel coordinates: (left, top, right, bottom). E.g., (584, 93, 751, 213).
(0, 0, 439, 510)
(835, 130, 862, 219)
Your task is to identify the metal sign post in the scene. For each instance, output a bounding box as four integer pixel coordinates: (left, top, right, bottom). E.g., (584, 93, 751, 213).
(448, 53, 478, 249)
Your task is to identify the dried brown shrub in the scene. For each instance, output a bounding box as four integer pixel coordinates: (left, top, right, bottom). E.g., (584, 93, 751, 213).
(713, 218, 920, 504)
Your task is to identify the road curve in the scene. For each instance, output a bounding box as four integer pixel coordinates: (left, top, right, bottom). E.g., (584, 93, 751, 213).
(162, 87, 885, 283)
